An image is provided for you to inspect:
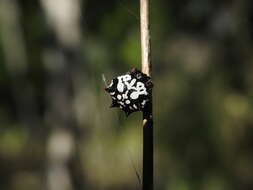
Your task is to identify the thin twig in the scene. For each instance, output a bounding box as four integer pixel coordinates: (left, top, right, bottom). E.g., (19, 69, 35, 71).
(140, 0, 153, 190)
(119, 0, 140, 20)
(127, 149, 142, 188)
(102, 74, 108, 87)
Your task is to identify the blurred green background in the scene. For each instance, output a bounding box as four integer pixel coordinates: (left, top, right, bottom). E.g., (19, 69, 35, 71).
(0, 0, 253, 190)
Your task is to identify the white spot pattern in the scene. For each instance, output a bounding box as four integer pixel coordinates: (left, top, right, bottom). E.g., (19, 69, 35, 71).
(117, 74, 147, 101)
(117, 82, 124, 92)
(117, 95, 122, 100)
(106, 70, 152, 114)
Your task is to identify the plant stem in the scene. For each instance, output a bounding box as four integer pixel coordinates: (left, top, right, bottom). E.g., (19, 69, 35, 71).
(140, 0, 152, 77)
(140, 0, 153, 190)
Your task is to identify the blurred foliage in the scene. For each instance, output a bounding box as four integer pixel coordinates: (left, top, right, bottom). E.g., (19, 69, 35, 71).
(0, 0, 253, 190)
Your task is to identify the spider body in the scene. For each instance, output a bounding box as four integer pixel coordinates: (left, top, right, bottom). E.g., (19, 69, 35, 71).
(105, 68, 153, 116)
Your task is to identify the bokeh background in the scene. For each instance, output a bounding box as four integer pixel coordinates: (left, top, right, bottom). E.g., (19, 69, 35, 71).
(1, 0, 253, 190)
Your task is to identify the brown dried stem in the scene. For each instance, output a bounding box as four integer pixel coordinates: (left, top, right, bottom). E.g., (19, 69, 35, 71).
(140, 0, 153, 190)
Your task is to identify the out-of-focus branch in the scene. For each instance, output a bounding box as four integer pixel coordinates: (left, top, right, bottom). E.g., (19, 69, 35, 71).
(40, 0, 83, 190)
(41, 0, 82, 48)
(0, 0, 39, 126)
(0, 0, 27, 73)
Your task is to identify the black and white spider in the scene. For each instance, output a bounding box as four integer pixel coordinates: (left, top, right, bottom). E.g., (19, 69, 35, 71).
(105, 68, 153, 116)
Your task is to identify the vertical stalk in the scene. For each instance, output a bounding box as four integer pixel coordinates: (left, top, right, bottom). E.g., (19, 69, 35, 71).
(140, 0, 153, 190)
